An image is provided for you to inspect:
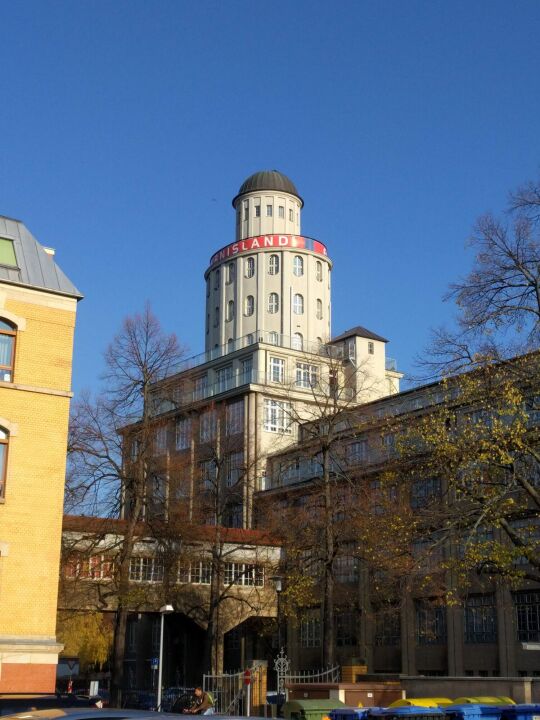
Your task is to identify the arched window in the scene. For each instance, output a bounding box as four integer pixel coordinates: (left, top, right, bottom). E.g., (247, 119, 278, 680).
(0, 319, 16, 382)
(293, 255, 304, 277)
(268, 331, 279, 345)
(226, 263, 235, 284)
(269, 254, 279, 275)
(316, 299, 323, 319)
(316, 261, 323, 281)
(226, 300, 234, 321)
(0, 427, 8, 498)
(214, 307, 219, 327)
(292, 332, 303, 350)
(246, 333, 254, 345)
(245, 257, 255, 278)
(244, 295, 255, 316)
(268, 293, 279, 314)
(214, 269, 220, 290)
(293, 294, 304, 315)
(227, 338, 234, 350)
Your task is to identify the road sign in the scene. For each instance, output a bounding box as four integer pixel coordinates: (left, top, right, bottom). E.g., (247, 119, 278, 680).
(151, 657, 159, 670)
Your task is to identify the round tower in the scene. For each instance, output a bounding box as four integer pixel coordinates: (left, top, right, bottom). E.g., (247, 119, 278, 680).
(204, 170, 332, 352)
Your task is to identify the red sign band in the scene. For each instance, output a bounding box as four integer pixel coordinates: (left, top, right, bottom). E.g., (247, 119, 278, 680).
(209, 235, 328, 267)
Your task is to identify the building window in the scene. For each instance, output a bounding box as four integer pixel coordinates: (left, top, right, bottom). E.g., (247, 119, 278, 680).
(292, 332, 303, 350)
(214, 269, 220, 290)
(241, 355, 253, 382)
(270, 357, 285, 383)
(226, 451, 244, 487)
(278, 205, 284, 218)
(224, 562, 264, 587)
(200, 458, 217, 489)
(296, 362, 318, 389)
(243, 201, 249, 220)
(182, 560, 212, 584)
(214, 306, 219, 328)
(155, 426, 167, 454)
(416, 600, 447, 645)
(514, 590, 540, 641)
(0, 238, 17, 267)
(0, 427, 8, 499)
(268, 331, 279, 345)
(264, 399, 292, 434)
(226, 300, 234, 321)
(175, 417, 192, 450)
(269, 254, 279, 275)
(368, 341, 374, 354)
(293, 293, 304, 314)
(246, 333, 254, 345)
(226, 263, 235, 284)
(268, 292, 279, 313)
(244, 295, 254, 316)
(206, 279, 210, 297)
(266, 204, 273, 217)
(226, 400, 244, 435)
(194, 374, 208, 400)
(411, 477, 442, 509)
(334, 543, 358, 583)
(346, 439, 368, 464)
(300, 613, 321, 648)
(0, 320, 16, 382)
(216, 365, 233, 393)
(464, 594, 497, 643)
(245, 256, 255, 278)
(293, 255, 304, 276)
(200, 409, 217, 442)
(374, 608, 401, 646)
(316, 299, 323, 320)
(129, 557, 164, 583)
(336, 611, 358, 646)
(255, 205, 260, 217)
(316, 261, 323, 281)
(289, 208, 294, 221)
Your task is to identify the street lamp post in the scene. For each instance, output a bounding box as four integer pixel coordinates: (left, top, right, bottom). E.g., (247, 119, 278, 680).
(157, 604, 174, 711)
(270, 576, 283, 651)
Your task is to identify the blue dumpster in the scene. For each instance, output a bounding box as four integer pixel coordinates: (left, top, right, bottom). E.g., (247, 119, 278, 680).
(369, 706, 445, 720)
(500, 705, 540, 720)
(331, 708, 379, 720)
(444, 704, 507, 720)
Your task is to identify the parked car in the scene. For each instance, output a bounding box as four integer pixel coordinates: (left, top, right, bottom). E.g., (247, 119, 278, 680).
(0, 693, 103, 715)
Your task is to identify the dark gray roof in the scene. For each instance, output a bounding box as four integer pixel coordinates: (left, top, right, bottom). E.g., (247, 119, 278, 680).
(331, 325, 388, 344)
(232, 170, 303, 207)
(0, 215, 82, 299)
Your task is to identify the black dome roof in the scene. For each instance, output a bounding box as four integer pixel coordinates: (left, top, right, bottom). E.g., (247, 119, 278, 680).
(232, 170, 303, 207)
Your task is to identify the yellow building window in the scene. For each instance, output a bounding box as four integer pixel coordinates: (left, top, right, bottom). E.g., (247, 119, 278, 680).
(0, 319, 16, 382)
(0, 427, 8, 499)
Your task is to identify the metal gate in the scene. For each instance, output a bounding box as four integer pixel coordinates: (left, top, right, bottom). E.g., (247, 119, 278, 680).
(203, 663, 262, 716)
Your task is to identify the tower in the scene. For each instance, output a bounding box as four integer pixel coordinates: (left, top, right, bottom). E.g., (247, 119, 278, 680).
(204, 170, 332, 354)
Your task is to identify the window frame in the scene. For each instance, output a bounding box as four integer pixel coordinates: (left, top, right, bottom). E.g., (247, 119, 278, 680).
(268, 292, 279, 314)
(0, 427, 8, 499)
(0, 319, 16, 383)
(244, 295, 255, 316)
(293, 293, 304, 315)
(293, 255, 304, 277)
(268, 254, 279, 275)
(245, 256, 255, 278)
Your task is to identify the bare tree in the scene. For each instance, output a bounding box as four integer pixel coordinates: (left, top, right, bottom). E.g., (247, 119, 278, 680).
(67, 304, 183, 706)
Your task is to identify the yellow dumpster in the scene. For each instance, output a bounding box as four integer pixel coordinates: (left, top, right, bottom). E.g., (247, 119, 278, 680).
(452, 698, 515, 706)
(390, 700, 453, 708)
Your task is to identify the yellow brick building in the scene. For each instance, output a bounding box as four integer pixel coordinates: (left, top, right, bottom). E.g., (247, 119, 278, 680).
(0, 215, 81, 692)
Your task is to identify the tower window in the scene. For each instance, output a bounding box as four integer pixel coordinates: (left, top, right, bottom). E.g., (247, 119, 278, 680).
(244, 295, 254, 316)
(243, 201, 249, 221)
(293, 293, 304, 315)
(214, 307, 219, 327)
(292, 332, 303, 351)
(293, 255, 304, 277)
(289, 208, 294, 221)
(278, 205, 285, 218)
(316, 261, 323, 281)
(269, 254, 279, 275)
(266, 205, 273, 217)
(368, 341, 374, 355)
(316, 299, 323, 320)
(0, 427, 9, 498)
(268, 331, 279, 345)
(226, 300, 234, 322)
(0, 319, 16, 382)
(226, 263, 235, 284)
(245, 256, 255, 278)
(214, 269, 220, 290)
(268, 293, 279, 314)
(255, 205, 261, 218)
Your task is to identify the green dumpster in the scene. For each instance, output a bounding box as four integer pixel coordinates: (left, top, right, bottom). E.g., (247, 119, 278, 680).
(284, 698, 347, 720)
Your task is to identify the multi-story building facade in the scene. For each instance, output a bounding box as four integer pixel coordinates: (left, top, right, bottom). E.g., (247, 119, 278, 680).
(0, 216, 81, 691)
(142, 171, 402, 527)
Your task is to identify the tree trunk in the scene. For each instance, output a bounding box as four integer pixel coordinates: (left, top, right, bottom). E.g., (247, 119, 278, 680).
(322, 446, 335, 666)
(110, 605, 128, 707)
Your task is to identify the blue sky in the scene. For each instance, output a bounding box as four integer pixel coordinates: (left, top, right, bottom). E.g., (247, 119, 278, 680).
(1, 0, 540, 394)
